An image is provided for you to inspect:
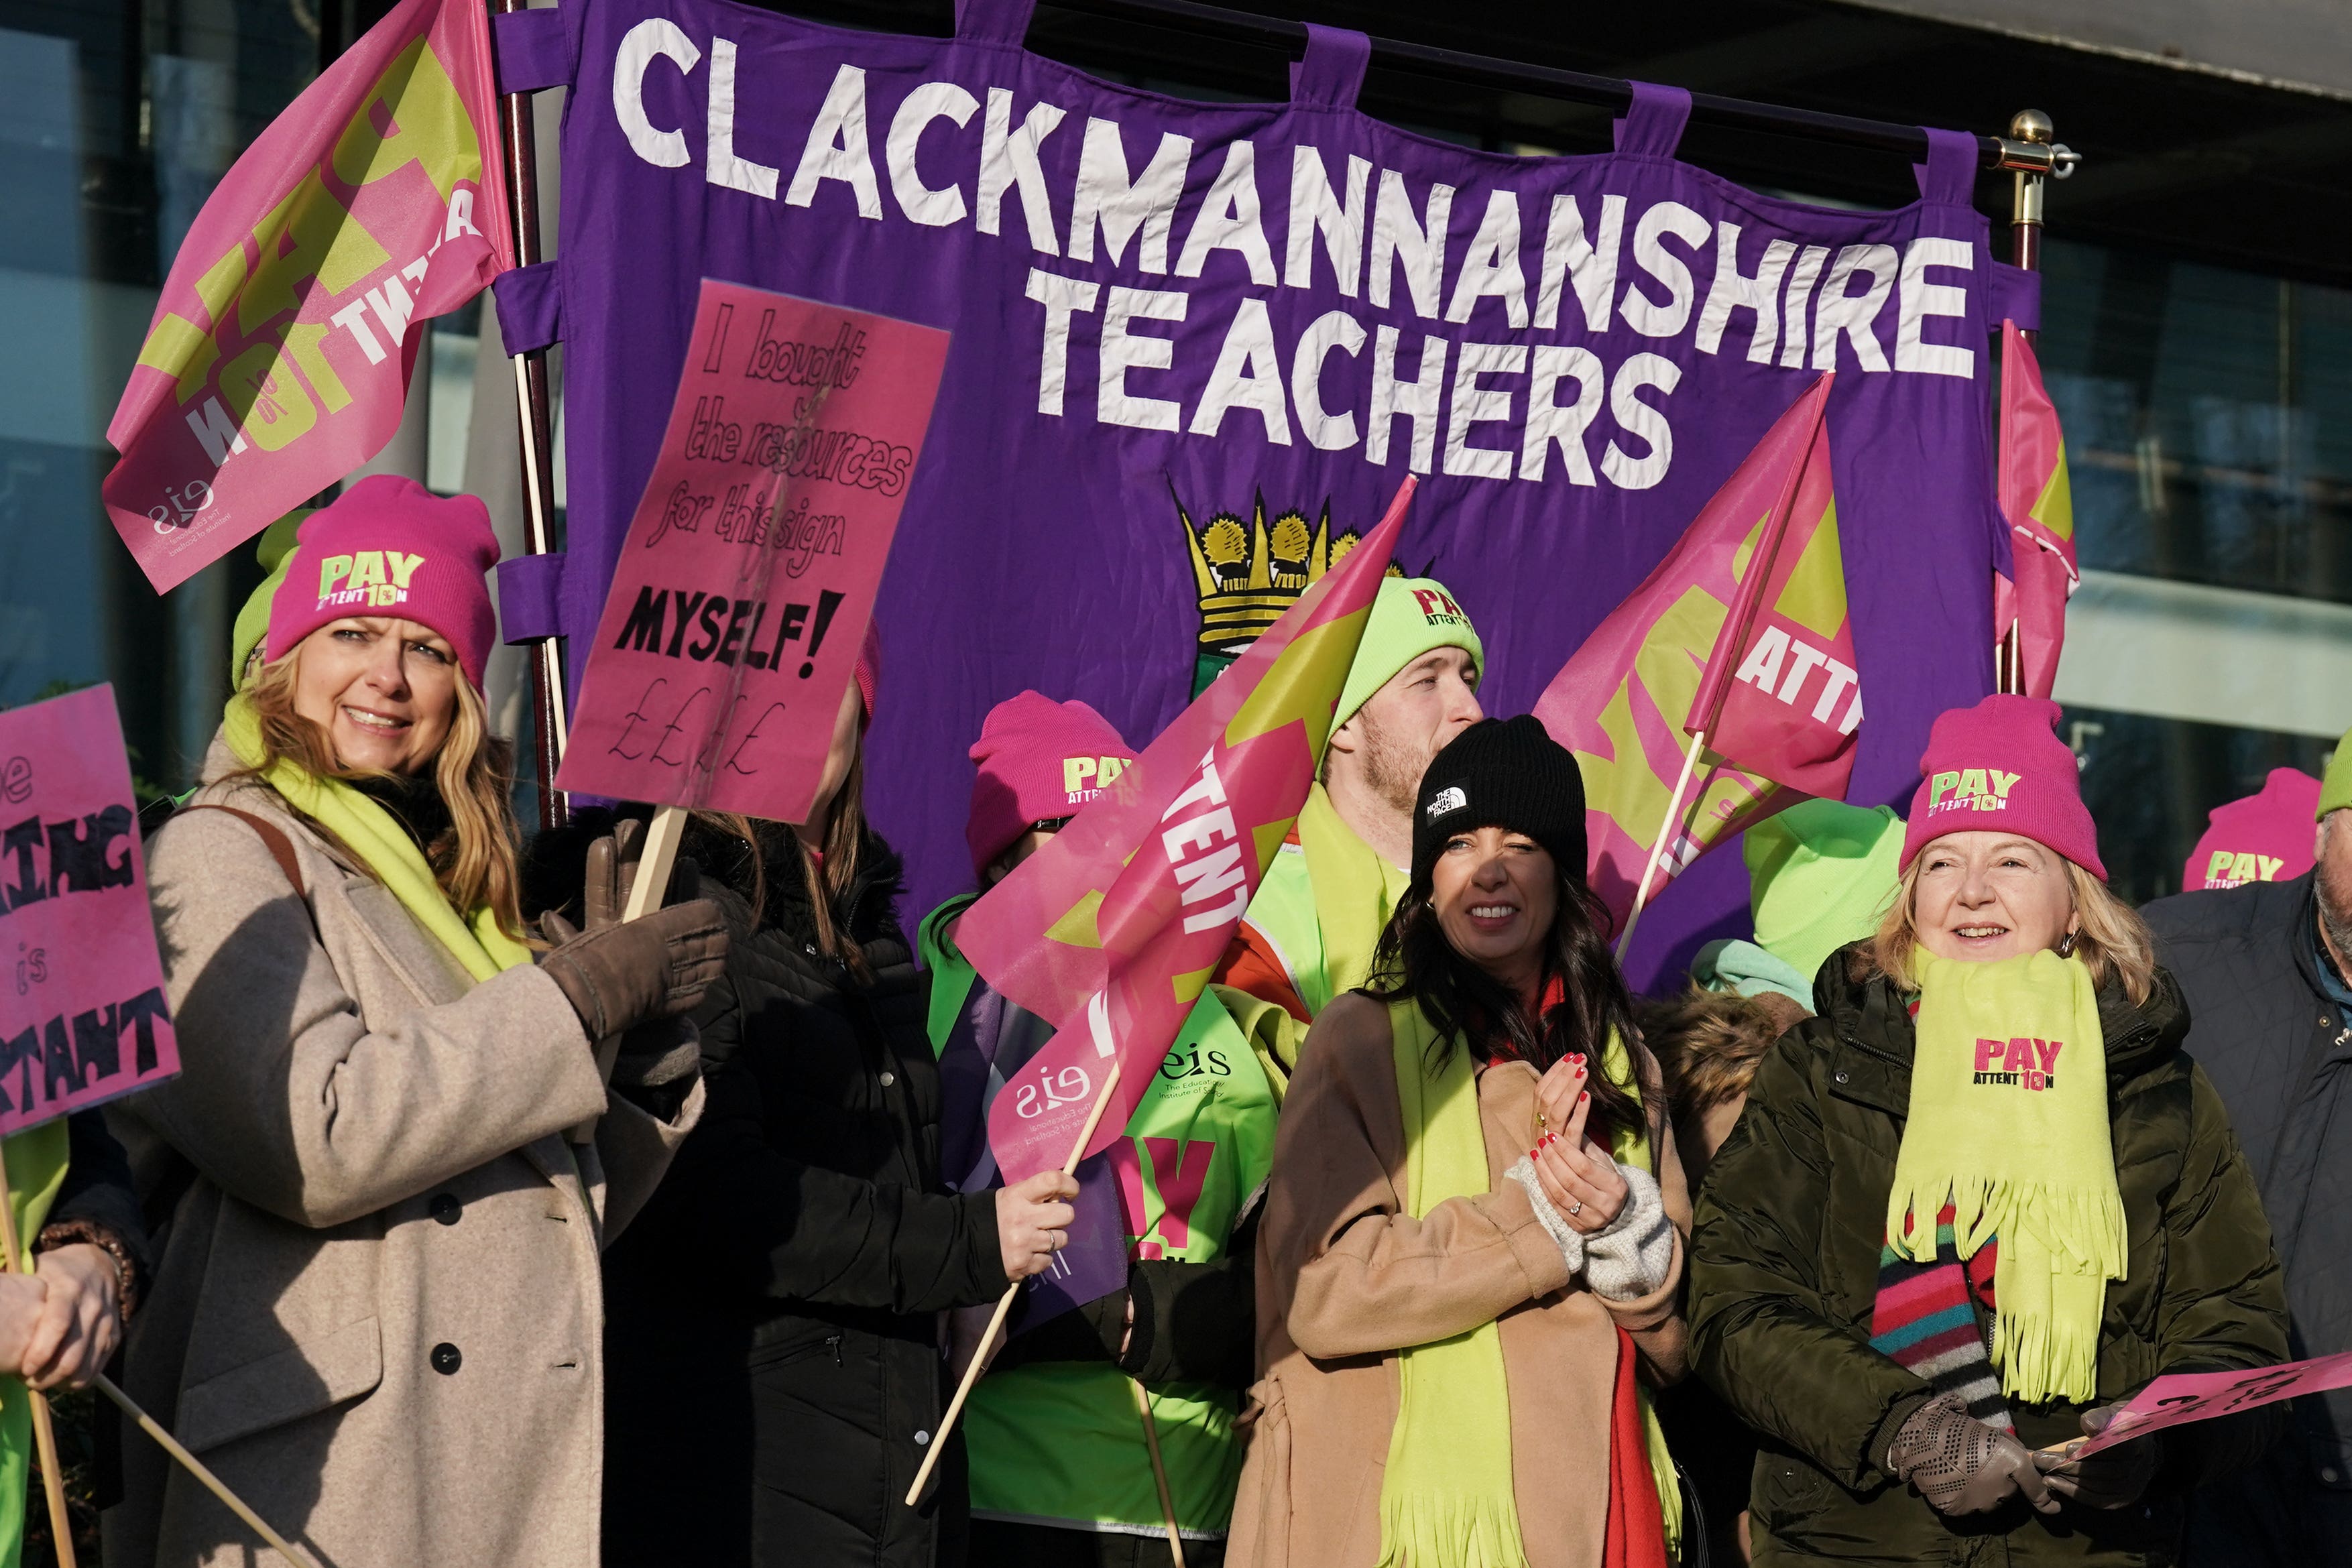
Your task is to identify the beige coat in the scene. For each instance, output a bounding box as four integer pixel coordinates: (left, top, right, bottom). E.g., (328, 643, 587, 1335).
(1228, 993, 1691, 1568)
(105, 739, 701, 1568)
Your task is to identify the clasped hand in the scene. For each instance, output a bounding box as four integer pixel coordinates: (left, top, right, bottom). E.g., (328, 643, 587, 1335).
(0, 1244, 122, 1391)
(1530, 1052, 1628, 1233)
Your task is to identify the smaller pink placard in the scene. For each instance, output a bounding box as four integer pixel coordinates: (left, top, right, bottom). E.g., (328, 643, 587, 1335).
(0, 686, 180, 1135)
(556, 280, 949, 821)
(2070, 1351, 2352, 1458)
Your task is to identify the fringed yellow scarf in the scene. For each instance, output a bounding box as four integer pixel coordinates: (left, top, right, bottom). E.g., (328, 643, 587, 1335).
(1379, 1004, 1681, 1567)
(1888, 948, 2125, 1404)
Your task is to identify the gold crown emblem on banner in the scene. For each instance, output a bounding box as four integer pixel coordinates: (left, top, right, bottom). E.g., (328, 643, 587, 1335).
(1174, 489, 1366, 660)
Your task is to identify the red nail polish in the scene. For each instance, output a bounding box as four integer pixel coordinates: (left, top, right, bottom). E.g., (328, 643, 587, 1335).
(1578, 1090, 1589, 1103)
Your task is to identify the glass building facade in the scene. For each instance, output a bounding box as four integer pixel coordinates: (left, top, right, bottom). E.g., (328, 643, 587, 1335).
(3, 0, 2347, 909)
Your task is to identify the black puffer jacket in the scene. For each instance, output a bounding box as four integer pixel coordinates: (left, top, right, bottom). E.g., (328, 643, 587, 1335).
(599, 819, 1007, 1568)
(2143, 873, 2352, 1565)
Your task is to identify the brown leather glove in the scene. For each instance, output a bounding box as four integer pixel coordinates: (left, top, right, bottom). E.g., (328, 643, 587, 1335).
(1885, 1392, 2060, 1517)
(540, 899, 727, 1040)
(2033, 1403, 2162, 1509)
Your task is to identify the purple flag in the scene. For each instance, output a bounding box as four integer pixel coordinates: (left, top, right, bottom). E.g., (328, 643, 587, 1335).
(493, 4, 2010, 983)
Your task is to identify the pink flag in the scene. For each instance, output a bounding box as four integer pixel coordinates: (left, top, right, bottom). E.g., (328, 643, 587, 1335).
(964, 482, 1414, 1185)
(105, 0, 512, 593)
(1535, 376, 1855, 928)
(0, 686, 182, 1134)
(1995, 321, 2078, 699)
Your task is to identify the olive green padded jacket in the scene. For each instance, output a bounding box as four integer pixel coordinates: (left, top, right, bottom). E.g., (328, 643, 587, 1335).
(1688, 948, 2288, 1567)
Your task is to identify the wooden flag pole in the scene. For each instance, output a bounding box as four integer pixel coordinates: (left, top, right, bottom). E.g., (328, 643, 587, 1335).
(904, 1057, 1126, 1507)
(87, 1375, 316, 1568)
(1130, 1378, 1188, 1568)
(0, 1161, 316, 1568)
(568, 804, 689, 1144)
(1614, 729, 1708, 961)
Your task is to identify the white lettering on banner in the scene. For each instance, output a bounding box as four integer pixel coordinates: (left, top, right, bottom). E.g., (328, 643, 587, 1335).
(1366, 324, 1446, 472)
(1695, 222, 1792, 363)
(1024, 269, 1100, 416)
(603, 47, 1990, 496)
(1812, 243, 1897, 373)
(1442, 342, 1523, 481)
(1446, 190, 1527, 328)
(1070, 118, 1192, 272)
(1190, 298, 1291, 444)
(1176, 141, 1277, 286)
(1533, 193, 1625, 335)
(1896, 237, 1975, 377)
(886, 81, 979, 226)
(1368, 170, 1453, 320)
(614, 19, 699, 168)
(1621, 200, 1710, 340)
(976, 86, 1065, 253)
(1779, 244, 1828, 369)
(1291, 310, 1366, 450)
(1099, 286, 1187, 430)
(1733, 625, 1865, 733)
(1521, 345, 1604, 486)
(783, 62, 878, 215)
(1161, 756, 1252, 933)
(1287, 146, 1369, 296)
(710, 38, 783, 200)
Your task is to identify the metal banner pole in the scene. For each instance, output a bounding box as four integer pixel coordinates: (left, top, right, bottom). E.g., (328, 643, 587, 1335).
(1996, 109, 2062, 693)
(494, 0, 571, 830)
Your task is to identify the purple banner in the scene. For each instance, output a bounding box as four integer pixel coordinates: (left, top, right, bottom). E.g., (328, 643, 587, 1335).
(508, 0, 2006, 980)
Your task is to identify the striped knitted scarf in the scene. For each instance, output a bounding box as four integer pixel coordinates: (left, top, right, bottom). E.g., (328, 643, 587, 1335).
(1869, 1202, 2011, 1431)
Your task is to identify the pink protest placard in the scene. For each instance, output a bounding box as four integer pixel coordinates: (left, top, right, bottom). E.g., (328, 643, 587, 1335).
(0, 686, 180, 1134)
(2070, 1351, 2352, 1458)
(556, 280, 949, 820)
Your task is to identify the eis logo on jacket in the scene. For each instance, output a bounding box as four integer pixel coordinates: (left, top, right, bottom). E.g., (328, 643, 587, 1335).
(315, 548, 424, 611)
(1973, 1034, 2062, 1092)
(1923, 767, 2021, 820)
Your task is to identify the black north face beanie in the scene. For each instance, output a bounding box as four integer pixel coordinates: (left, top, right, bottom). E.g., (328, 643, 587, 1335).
(1411, 715, 1588, 888)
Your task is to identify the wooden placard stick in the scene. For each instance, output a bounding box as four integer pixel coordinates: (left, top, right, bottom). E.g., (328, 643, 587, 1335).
(902, 1059, 1126, 1507)
(1614, 729, 1708, 960)
(86, 1374, 316, 1568)
(567, 804, 689, 1145)
(1129, 1378, 1187, 1568)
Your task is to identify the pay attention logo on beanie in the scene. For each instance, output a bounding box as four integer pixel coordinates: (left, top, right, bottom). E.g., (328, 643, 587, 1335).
(1924, 768, 2021, 819)
(2200, 850, 2286, 890)
(1410, 587, 1468, 628)
(1061, 754, 1132, 806)
(1973, 1035, 2061, 1093)
(315, 549, 426, 611)
(1425, 786, 1466, 819)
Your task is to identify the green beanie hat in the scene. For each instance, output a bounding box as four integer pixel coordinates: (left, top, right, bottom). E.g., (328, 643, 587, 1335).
(1745, 799, 1904, 988)
(1333, 577, 1483, 727)
(228, 511, 311, 688)
(2318, 729, 2352, 821)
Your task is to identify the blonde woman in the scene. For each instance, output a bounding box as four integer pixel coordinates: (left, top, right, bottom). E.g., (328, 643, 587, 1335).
(1689, 695, 2288, 1567)
(117, 477, 726, 1568)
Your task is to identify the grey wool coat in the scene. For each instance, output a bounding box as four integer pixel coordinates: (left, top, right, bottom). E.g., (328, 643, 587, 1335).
(105, 739, 702, 1568)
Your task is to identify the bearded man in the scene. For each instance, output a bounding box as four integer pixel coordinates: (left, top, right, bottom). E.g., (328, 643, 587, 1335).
(1212, 577, 1482, 1083)
(2143, 733, 2352, 1565)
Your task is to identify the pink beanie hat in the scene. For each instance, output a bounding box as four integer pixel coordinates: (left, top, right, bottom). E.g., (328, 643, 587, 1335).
(267, 475, 501, 686)
(967, 691, 1134, 875)
(1900, 695, 2105, 880)
(2184, 768, 2320, 890)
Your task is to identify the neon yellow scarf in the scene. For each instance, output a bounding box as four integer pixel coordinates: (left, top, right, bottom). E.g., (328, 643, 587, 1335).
(1889, 949, 2124, 1404)
(1379, 1004, 1682, 1567)
(222, 695, 531, 981)
(1299, 782, 1408, 1006)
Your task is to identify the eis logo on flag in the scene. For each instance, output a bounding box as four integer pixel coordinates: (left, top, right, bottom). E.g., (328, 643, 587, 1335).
(1974, 1034, 2062, 1093)
(316, 547, 425, 611)
(1924, 767, 2020, 821)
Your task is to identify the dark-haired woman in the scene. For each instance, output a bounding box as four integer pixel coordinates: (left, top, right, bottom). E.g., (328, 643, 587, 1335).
(597, 633, 1081, 1568)
(1229, 715, 1690, 1568)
